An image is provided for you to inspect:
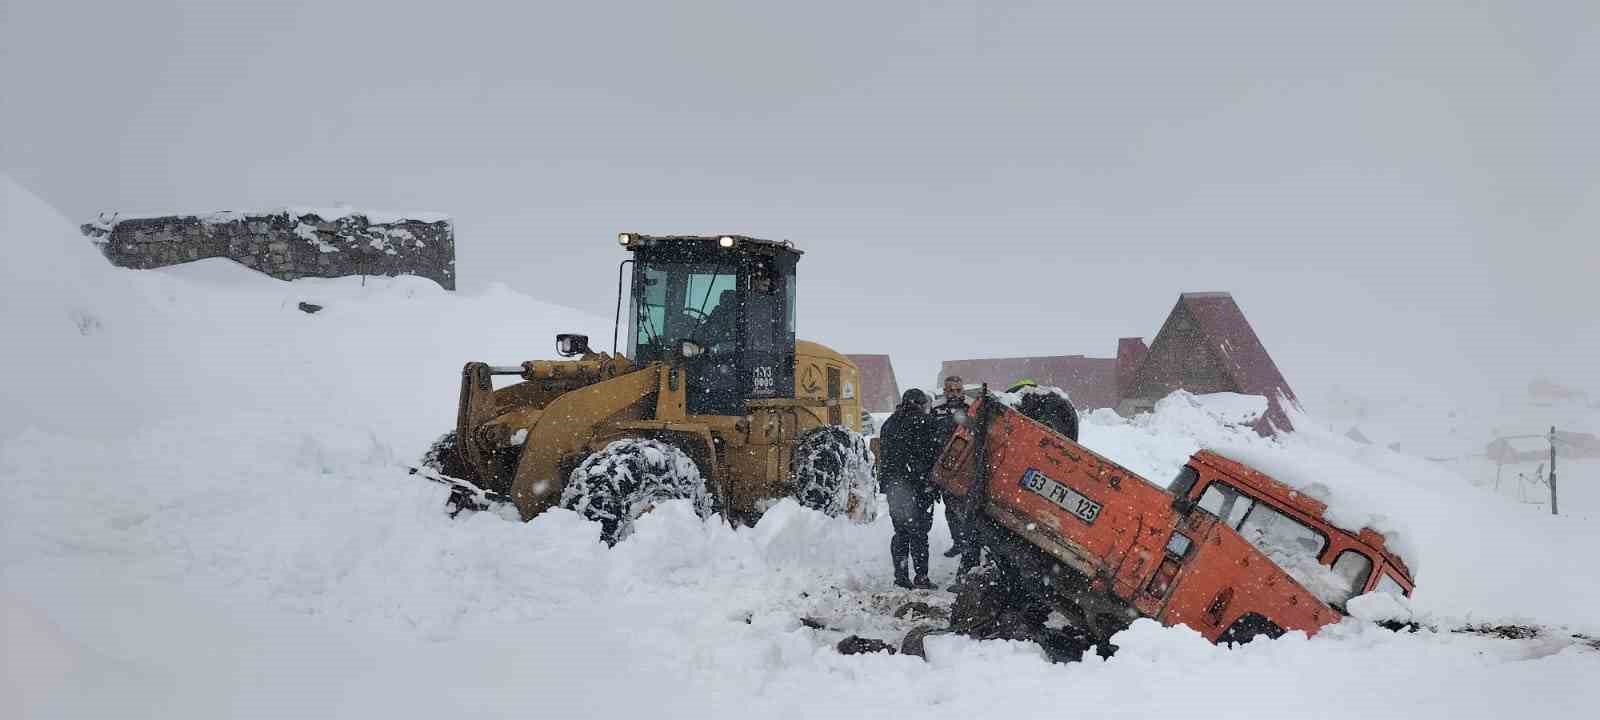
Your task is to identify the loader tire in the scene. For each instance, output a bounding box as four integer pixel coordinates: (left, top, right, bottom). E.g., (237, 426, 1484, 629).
(1218, 613, 1284, 646)
(1017, 391, 1079, 442)
(561, 438, 711, 544)
(791, 425, 879, 521)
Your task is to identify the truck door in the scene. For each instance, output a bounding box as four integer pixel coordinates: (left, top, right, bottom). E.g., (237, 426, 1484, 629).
(1131, 510, 1217, 619)
(1157, 512, 1336, 642)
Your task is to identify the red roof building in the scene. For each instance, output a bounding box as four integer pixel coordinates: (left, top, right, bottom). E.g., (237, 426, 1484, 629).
(938, 355, 1121, 410)
(845, 354, 902, 413)
(939, 291, 1298, 434)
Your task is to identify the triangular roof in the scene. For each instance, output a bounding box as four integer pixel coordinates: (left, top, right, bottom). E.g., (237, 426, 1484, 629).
(1177, 292, 1297, 406)
(1128, 292, 1298, 433)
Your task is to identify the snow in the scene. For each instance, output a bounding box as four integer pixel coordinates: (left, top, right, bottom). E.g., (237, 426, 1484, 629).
(293, 221, 338, 252)
(1501, 436, 1551, 455)
(1347, 591, 1417, 624)
(3, 175, 1597, 718)
(1190, 391, 1269, 425)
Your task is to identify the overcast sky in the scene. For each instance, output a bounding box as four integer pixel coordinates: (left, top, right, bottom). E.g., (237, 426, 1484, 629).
(4, 0, 1596, 409)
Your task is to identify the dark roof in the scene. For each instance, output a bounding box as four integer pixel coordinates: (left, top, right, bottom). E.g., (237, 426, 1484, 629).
(1174, 292, 1297, 432)
(1176, 292, 1296, 403)
(1116, 337, 1149, 397)
(617, 233, 801, 257)
(938, 355, 1120, 409)
(846, 354, 902, 413)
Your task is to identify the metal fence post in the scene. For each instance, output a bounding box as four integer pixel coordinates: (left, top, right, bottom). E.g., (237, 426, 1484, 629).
(1549, 426, 1558, 516)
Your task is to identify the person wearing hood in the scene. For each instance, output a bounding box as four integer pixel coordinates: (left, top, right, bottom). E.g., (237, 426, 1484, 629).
(876, 388, 943, 589)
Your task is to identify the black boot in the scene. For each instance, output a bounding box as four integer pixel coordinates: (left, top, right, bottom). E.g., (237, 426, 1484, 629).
(911, 533, 931, 589)
(956, 544, 982, 579)
(892, 532, 912, 588)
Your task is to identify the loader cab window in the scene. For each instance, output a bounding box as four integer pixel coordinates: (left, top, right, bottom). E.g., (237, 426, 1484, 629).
(687, 272, 739, 353)
(630, 261, 739, 362)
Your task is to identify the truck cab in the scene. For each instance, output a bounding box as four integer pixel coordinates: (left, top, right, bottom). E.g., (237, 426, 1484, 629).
(1170, 451, 1414, 606)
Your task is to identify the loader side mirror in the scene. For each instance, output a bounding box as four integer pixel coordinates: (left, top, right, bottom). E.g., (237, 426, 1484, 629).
(556, 333, 591, 357)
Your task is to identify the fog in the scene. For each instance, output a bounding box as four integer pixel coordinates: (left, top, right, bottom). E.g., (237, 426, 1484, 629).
(4, 0, 1595, 408)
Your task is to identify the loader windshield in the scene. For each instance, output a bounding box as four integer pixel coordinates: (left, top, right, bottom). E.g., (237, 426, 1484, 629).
(632, 261, 740, 360)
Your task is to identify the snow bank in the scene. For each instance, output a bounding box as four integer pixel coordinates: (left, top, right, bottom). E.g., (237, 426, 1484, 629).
(3, 175, 1596, 718)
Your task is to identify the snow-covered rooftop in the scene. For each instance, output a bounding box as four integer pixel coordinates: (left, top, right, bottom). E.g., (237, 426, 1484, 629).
(90, 205, 451, 228)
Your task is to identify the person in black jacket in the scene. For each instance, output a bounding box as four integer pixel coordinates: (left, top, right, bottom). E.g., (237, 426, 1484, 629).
(878, 388, 943, 589)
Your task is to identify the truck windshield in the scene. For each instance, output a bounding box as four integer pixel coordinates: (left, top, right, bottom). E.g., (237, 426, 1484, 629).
(1197, 481, 1366, 604)
(1199, 482, 1328, 567)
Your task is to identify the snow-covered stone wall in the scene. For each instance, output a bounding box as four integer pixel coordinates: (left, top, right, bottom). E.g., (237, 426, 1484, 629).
(81, 208, 456, 290)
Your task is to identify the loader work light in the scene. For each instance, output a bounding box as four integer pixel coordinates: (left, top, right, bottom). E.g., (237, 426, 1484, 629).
(719, 235, 736, 248)
(556, 333, 591, 357)
(619, 233, 633, 245)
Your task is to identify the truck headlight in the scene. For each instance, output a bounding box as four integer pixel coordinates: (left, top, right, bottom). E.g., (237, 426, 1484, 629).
(719, 236, 735, 248)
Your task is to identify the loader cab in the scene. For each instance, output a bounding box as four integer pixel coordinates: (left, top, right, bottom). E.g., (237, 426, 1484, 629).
(619, 234, 799, 416)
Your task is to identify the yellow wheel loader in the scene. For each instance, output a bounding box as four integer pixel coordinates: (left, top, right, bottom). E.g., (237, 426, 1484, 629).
(420, 233, 875, 540)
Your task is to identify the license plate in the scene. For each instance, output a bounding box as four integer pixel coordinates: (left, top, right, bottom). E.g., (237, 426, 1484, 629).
(1020, 468, 1102, 524)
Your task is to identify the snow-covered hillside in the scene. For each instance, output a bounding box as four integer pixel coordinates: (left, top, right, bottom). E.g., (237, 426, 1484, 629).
(3, 176, 1596, 719)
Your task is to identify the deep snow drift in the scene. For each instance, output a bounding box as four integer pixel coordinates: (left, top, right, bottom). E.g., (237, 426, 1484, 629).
(3, 176, 1596, 718)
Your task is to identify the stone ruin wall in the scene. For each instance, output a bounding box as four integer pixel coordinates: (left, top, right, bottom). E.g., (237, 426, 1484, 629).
(81, 209, 456, 290)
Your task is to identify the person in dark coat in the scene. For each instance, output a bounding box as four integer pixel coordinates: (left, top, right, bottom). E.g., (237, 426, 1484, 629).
(877, 388, 943, 589)
(931, 376, 974, 566)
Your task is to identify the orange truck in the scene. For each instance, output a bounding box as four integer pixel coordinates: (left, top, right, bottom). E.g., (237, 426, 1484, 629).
(934, 393, 1414, 646)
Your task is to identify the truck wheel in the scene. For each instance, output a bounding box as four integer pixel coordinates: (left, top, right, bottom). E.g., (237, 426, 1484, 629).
(1218, 613, 1285, 646)
(791, 426, 879, 521)
(561, 438, 711, 543)
(1017, 391, 1079, 441)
